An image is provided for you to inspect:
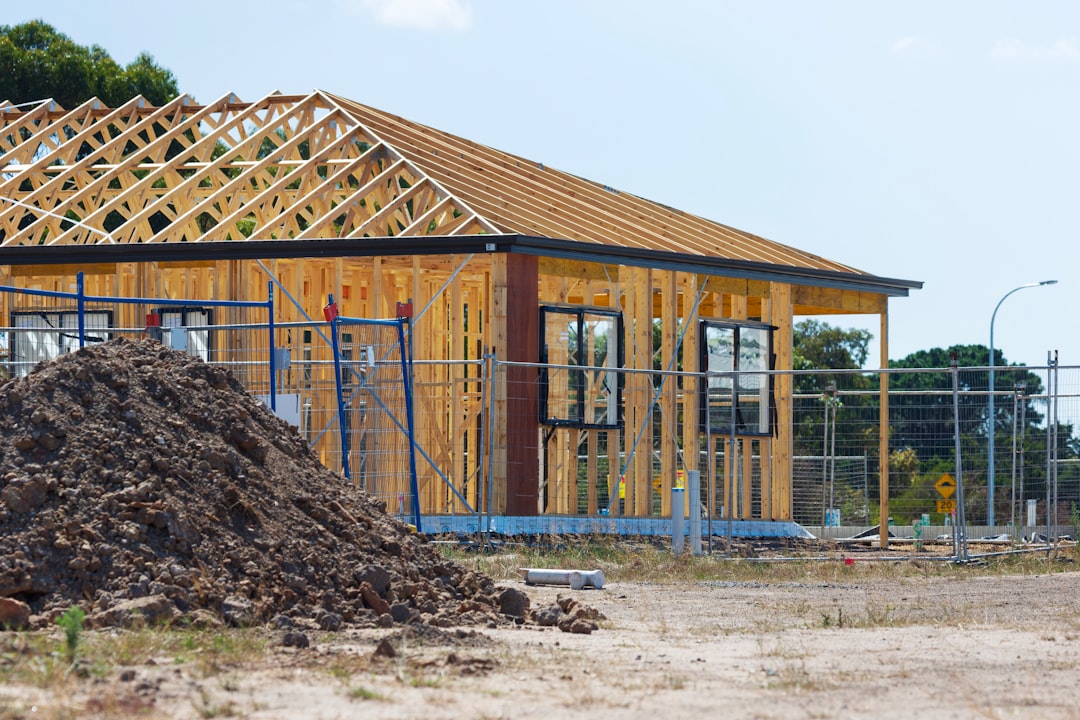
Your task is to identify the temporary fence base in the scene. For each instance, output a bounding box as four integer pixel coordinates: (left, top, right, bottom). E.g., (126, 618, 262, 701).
(420, 515, 815, 539)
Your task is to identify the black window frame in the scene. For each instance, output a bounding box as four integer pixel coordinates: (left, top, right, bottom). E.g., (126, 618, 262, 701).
(699, 319, 776, 437)
(538, 305, 624, 430)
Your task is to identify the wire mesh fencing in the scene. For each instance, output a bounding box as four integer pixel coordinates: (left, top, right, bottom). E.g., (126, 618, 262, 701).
(0, 285, 274, 391)
(2, 277, 1078, 540)
(482, 360, 1080, 539)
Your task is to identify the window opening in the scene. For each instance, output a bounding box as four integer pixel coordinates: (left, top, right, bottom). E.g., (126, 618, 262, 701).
(155, 306, 212, 361)
(700, 320, 775, 436)
(9, 309, 112, 376)
(539, 305, 623, 429)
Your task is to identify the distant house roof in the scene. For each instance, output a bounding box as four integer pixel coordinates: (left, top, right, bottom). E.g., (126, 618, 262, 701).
(0, 90, 919, 297)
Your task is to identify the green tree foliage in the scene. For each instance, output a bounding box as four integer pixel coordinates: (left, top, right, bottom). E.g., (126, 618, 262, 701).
(886, 344, 1077, 523)
(886, 345, 1001, 453)
(792, 324, 1078, 523)
(793, 319, 871, 385)
(792, 321, 877, 460)
(0, 21, 179, 109)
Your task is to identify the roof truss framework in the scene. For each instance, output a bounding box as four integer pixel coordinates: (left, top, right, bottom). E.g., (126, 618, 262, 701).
(0, 89, 919, 301)
(0, 91, 496, 248)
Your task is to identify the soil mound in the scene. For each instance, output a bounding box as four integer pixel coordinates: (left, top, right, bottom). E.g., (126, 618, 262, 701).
(0, 337, 527, 630)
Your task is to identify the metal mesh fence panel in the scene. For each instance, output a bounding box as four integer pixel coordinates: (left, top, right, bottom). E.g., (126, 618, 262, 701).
(1, 292, 271, 396)
(322, 318, 418, 522)
(483, 360, 1080, 537)
(410, 359, 485, 516)
(4, 278, 1079, 541)
(791, 455, 871, 528)
(257, 317, 423, 523)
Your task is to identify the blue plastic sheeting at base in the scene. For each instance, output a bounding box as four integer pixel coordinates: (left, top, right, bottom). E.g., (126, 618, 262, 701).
(414, 515, 814, 539)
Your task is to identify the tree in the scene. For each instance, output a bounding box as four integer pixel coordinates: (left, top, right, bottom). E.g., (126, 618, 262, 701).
(0, 21, 179, 109)
(794, 320, 871, 378)
(887, 344, 1051, 457)
(887, 344, 1075, 523)
(792, 320, 876, 458)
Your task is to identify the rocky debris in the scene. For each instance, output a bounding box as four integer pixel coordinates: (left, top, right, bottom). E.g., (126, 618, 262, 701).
(281, 631, 310, 648)
(90, 595, 175, 628)
(534, 594, 606, 634)
(0, 596, 31, 629)
(372, 625, 497, 675)
(0, 337, 532, 631)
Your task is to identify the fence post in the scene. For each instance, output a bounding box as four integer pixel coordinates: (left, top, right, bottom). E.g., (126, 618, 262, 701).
(267, 282, 276, 412)
(671, 486, 685, 556)
(324, 295, 349, 481)
(688, 469, 701, 555)
(76, 272, 86, 349)
(484, 352, 498, 543)
(950, 351, 968, 561)
(396, 317, 422, 533)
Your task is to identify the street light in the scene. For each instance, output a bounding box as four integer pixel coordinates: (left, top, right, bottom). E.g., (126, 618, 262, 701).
(988, 280, 1057, 527)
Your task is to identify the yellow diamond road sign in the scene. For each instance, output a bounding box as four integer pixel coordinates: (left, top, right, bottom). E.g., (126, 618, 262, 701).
(935, 473, 956, 499)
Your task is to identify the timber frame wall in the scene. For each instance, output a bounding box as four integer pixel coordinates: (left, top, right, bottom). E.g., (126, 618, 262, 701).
(0, 250, 893, 522)
(0, 91, 921, 523)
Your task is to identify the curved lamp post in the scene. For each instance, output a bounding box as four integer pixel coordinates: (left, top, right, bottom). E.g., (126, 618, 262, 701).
(988, 280, 1057, 527)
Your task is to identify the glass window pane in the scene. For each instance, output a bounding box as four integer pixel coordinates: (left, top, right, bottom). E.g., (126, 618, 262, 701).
(540, 306, 621, 429)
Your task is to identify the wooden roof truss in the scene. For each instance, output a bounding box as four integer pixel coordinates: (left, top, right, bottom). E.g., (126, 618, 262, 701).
(0, 90, 919, 305)
(0, 91, 497, 248)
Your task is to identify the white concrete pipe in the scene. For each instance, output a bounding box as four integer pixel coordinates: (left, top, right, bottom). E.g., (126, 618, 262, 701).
(519, 568, 605, 590)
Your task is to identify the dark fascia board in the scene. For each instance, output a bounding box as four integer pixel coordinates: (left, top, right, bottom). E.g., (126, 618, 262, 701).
(505, 235, 923, 297)
(0, 233, 922, 297)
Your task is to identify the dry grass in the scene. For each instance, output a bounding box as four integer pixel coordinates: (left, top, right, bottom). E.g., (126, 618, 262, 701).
(439, 536, 1080, 586)
(1, 539, 1076, 718)
(0, 626, 268, 719)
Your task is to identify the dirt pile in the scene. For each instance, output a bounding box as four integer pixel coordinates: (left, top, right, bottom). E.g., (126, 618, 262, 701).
(0, 337, 534, 631)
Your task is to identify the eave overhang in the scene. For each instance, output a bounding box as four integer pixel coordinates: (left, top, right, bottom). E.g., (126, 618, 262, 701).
(0, 233, 922, 298)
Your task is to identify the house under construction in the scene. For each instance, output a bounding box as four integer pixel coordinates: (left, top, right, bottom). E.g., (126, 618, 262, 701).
(0, 90, 921, 534)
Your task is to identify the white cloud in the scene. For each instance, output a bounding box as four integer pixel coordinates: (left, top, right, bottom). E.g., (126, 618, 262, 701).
(891, 35, 937, 55)
(350, 0, 473, 32)
(991, 37, 1080, 62)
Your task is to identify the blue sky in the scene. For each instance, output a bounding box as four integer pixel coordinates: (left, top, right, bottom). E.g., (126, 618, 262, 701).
(7, 0, 1077, 370)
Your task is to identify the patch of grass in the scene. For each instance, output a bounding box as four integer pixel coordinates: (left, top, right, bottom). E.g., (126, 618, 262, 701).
(193, 687, 239, 718)
(55, 607, 85, 665)
(440, 536, 1080, 586)
(394, 658, 445, 689)
(189, 631, 267, 678)
(762, 659, 830, 693)
(406, 673, 443, 688)
(0, 626, 270, 700)
(757, 637, 809, 660)
(347, 685, 385, 700)
(328, 665, 352, 683)
(76, 627, 266, 679)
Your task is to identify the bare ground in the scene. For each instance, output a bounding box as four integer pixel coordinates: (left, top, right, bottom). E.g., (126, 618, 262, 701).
(5, 564, 1080, 719)
(3, 339, 1079, 719)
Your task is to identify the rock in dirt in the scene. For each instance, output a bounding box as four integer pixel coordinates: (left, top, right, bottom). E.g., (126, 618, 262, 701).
(0, 338, 529, 631)
(90, 595, 175, 628)
(0, 596, 31, 629)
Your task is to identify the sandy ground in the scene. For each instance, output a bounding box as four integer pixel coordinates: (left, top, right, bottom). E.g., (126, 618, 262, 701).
(6, 566, 1080, 720)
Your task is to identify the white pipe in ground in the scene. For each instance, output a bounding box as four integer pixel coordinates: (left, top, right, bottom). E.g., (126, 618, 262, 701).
(520, 568, 605, 590)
